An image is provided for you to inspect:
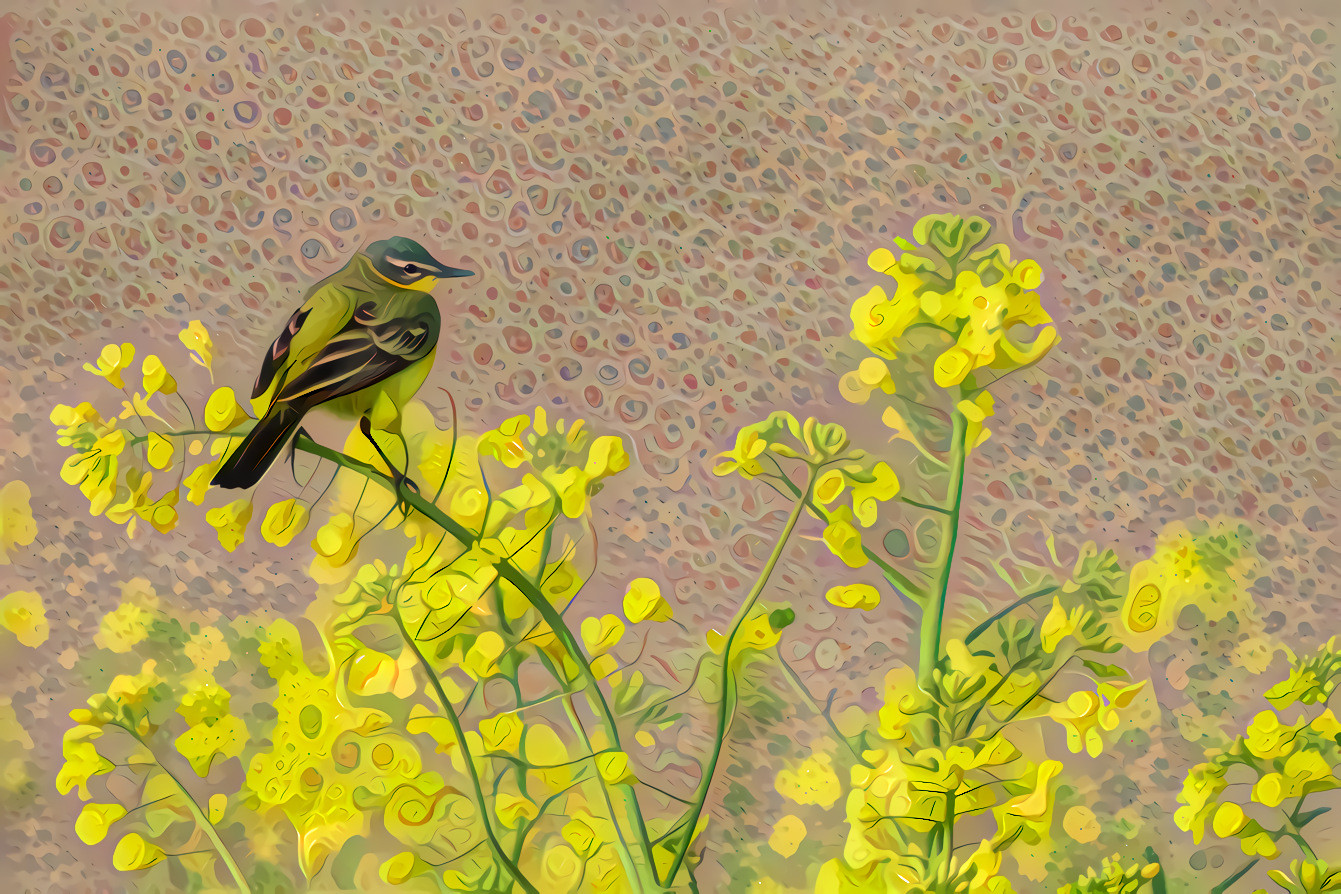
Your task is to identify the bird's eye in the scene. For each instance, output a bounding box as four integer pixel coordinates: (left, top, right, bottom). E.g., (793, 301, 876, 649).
(404, 264, 419, 275)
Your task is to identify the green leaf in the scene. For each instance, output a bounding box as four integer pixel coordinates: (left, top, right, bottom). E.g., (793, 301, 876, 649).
(1081, 659, 1129, 679)
(769, 608, 796, 630)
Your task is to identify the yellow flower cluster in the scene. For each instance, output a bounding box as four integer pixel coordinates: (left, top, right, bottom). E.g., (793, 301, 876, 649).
(477, 406, 630, 519)
(848, 214, 1056, 392)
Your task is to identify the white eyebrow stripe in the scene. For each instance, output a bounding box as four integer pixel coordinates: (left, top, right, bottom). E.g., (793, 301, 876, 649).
(386, 256, 413, 268)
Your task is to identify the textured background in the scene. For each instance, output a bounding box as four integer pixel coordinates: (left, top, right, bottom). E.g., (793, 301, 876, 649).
(0, 0, 1336, 889)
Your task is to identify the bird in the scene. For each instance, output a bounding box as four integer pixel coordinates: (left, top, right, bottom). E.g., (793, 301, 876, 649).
(211, 236, 473, 491)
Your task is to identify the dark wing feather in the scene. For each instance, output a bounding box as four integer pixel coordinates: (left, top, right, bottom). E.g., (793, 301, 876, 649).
(252, 306, 311, 400)
(274, 301, 437, 407)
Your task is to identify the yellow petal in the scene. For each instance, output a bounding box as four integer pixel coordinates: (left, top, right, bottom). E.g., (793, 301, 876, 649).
(179, 321, 214, 375)
(112, 832, 165, 871)
(261, 499, 310, 547)
(768, 814, 807, 857)
(623, 578, 673, 623)
(204, 388, 250, 432)
(76, 802, 127, 845)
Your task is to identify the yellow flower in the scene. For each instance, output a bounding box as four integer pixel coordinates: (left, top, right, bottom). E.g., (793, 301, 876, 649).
(56, 738, 114, 799)
(96, 602, 154, 653)
(0, 481, 38, 565)
(261, 499, 310, 547)
(75, 802, 127, 845)
(204, 387, 250, 432)
(847, 461, 900, 527)
(494, 792, 538, 828)
(825, 583, 881, 611)
(144, 433, 174, 470)
(838, 356, 899, 405)
(179, 321, 213, 376)
(478, 713, 524, 754)
(136, 489, 179, 534)
(105, 660, 165, 714)
(50, 401, 105, 443)
(858, 215, 1057, 392)
(477, 413, 532, 468)
(0, 591, 48, 647)
(84, 343, 136, 388)
(206, 498, 253, 552)
(464, 631, 505, 678)
(775, 753, 842, 809)
(1003, 759, 1062, 821)
(1122, 518, 1258, 651)
(1040, 597, 1082, 653)
(140, 354, 177, 395)
(623, 577, 673, 623)
(958, 391, 995, 452)
(60, 429, 125, 517)
(768, 814, 807, 858)
(714, 425, 770, 478)
(1243, 710, 1303, 762)
(814, 469, 846, 505)
(850, 271, 924, 359)
(184, 626, 231, 672)
(581, 614, 625, 655)
(596, 750, 638, 786)
(821, 509, 867, 568)
(112, 832, 165, 871)
(585, 434, 631, 478)
(1050, 690, 1103, 756)
(184, 459, 221, 504)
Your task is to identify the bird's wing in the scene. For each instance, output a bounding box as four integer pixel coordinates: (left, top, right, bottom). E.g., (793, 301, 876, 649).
(251, 285, 352, 401)
(273, 296, 439, 407)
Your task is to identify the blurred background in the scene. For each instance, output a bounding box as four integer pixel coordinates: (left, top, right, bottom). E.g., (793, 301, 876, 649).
(0, 0, 1335, 889)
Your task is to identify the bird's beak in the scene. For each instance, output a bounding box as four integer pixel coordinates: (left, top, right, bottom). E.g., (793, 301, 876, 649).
(434, 264, 474, 278)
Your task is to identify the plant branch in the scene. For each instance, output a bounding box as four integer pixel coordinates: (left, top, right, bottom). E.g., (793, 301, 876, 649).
(1210, 857, 1257, 894)
(919, 401, 967, 687)
(392, 612, 539, 894)
(293, 433, 662, 887)
(118, 725, 252, 894)
(900, 495, 948, 514)
(536, 650, 644, 889)
(964, 585, 1060, 646)
(774, 649, 862, 760)
(663, 469, 817, 887)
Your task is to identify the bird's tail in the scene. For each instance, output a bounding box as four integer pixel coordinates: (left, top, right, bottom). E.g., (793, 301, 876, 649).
(211, 405, 305, 489)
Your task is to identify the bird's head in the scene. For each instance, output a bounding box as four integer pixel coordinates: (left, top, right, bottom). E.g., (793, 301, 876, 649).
(365, 237, 474, 291)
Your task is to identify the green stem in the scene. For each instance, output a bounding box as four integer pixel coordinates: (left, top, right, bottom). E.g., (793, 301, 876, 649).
(920, 402, 967, 687)
(1142, 846, 1168, 894)
(1210, 857, 1256, 894)
(392, 613, 539, 894)
(940, 788, 955, 881)
(492, 563, 662, 890)
(663, 470, 816, 888)
(1291, 831, 1318, 861)
(297, 436, 660, 889)
(774, 650, 861, 760)
(988, 655, 1073, 738)
(537, 651, 644, 890)
(120, 726, 251, 894)
(963, 585, 1060, 646)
